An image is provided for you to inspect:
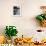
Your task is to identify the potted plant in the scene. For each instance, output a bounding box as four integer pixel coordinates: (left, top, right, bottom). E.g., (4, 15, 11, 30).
(36, 14, 46, 26)
(36, 6, 46, 27)
(5, 26, 18, 43)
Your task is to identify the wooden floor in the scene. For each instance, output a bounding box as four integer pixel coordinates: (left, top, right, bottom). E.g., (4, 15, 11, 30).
(14, 43, 46, 46)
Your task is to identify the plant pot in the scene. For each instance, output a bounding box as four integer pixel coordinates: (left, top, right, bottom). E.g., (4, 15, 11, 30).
(41, 20, 46, 27)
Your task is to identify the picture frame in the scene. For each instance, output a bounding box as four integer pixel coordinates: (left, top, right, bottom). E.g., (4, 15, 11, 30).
(9, 0, 22, 17)
(13, 6, 21, 16)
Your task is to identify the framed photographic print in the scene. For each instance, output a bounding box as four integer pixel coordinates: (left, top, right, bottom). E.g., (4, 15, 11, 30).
(13, 6, 20, 16)
(9, 0, 22, 17)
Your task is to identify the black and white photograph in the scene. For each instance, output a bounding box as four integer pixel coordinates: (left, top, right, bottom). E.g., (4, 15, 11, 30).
(13, 6, 20, 15)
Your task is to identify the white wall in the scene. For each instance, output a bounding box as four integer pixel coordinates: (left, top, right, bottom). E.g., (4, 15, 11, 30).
(0, 0, 46, 38)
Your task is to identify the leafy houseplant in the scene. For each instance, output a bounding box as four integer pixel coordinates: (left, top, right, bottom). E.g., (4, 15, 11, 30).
(36, 14, 46, 21)
(5, 26, 18, 39)
(36, 14, 46, 27)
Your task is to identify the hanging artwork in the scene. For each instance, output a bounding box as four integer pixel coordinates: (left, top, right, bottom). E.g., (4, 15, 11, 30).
(13, 6, 20, 16)
(10, 0, 22, 16)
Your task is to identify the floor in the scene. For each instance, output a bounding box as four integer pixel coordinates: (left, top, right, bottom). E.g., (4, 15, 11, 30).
(14, 43, 46, 46)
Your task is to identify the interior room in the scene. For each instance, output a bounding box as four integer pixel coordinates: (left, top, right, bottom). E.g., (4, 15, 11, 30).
(0, 0, 46, 46)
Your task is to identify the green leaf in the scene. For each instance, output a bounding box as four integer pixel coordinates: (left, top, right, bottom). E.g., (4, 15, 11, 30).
(36, 15, 44, 21)
(44, 15, 46, 20)
(5, 26, 18, 39)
